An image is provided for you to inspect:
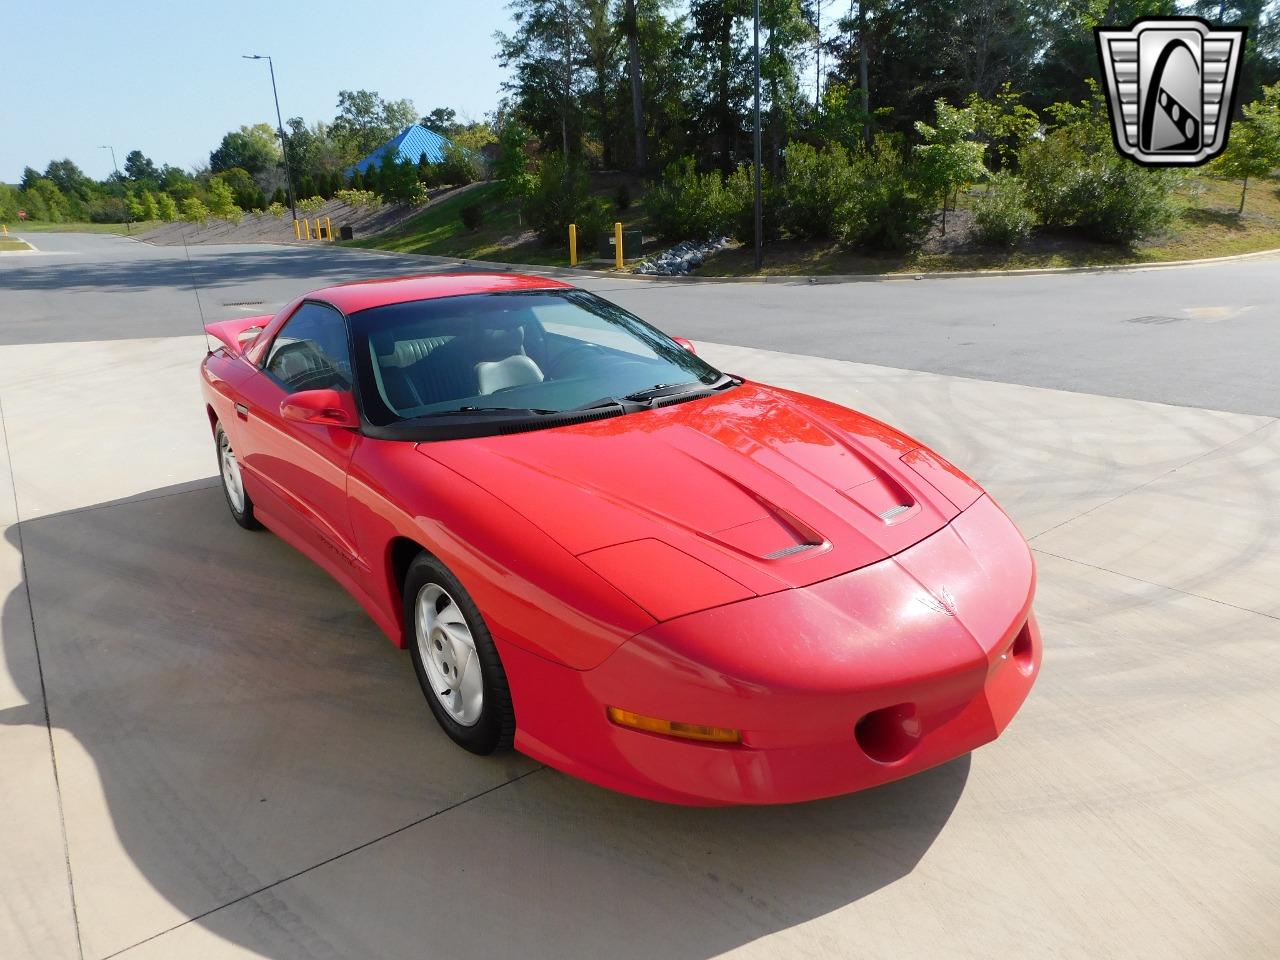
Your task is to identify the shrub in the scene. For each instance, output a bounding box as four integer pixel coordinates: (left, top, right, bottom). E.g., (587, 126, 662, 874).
(334, 188, 381, 209)
(577, 195, 616, 247)
(1018, 133, 1090, 228)
(972, 172, 1033, 246)
(440, 143, 483, 186)
(723, 164, 780, 243)
(779, 143, 854, 240)
(837, 137, 935, 253)
(522, 152, 598, 244)
(297, 195, 327, 216)
(645, 158, 733, 241)
(266, 201, 287, 218)
(1020, 131, 1180, 243)
(1080, 162, 1181, 243)
(460, 202, 484, 230)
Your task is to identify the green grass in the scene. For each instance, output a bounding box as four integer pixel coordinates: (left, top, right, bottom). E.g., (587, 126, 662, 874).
(6, 220, 165, 235)
(0, 238, 32, 252)
(344, 179, 651, 268)
(344, 183, 571, 266)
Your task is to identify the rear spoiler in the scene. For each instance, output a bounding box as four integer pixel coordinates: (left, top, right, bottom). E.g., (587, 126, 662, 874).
(205, 315, 272, 356)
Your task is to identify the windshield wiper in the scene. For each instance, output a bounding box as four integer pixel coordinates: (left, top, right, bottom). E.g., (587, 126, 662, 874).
(421, 405, 560, 417)
(571, 376, 739, 413)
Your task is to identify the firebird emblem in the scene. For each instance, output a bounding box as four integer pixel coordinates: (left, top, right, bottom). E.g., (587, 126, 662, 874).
(1095, 17, 1246, 166)
(918, 588, 958, 617)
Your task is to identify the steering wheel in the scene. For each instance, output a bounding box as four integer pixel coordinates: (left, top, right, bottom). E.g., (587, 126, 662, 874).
(548, 341, 606, 377)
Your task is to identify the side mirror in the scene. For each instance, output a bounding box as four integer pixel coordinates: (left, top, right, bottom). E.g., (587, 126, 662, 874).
(280, 389, 359, 428)
(672, 337, 697, 354)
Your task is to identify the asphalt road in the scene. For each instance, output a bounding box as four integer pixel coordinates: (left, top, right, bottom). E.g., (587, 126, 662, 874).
(3, 232, 1277, 415)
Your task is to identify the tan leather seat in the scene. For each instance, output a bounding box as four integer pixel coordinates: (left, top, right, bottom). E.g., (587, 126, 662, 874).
(476, 355, 544, 394)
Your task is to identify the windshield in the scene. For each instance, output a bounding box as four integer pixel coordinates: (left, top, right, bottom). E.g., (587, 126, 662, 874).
(349, 288, 727, 434)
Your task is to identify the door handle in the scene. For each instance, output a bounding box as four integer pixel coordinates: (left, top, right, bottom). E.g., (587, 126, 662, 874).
(235, 403, 250, 420)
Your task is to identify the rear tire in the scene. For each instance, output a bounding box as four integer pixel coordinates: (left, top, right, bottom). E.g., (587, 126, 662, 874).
(404, 553, 514, 754)
(215, 422, 261, 530)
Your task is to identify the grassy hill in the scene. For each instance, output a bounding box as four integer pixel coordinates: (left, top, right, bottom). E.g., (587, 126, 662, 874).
(343, 179, 651, 267)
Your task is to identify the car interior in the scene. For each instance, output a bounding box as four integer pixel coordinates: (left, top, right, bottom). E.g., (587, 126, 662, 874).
(363, 310, 674, 419)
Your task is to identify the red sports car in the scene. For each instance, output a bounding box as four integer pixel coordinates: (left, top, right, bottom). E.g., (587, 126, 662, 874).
(200, 273, 1039, 805)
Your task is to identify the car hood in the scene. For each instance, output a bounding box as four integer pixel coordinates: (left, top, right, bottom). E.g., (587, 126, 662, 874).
(419, 384, 970, 614)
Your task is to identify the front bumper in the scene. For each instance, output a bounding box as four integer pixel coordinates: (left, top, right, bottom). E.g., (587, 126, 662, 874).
(506, 495, 1041, 805)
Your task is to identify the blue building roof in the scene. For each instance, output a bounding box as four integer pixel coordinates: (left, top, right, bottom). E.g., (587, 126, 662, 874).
(347, 126, 456, 175)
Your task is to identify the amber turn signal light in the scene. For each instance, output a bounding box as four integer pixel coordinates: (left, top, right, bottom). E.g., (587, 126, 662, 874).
(607, 707, 741, 744)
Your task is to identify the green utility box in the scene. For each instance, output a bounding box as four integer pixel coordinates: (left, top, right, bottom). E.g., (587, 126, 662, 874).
(597, 229, 643, 261)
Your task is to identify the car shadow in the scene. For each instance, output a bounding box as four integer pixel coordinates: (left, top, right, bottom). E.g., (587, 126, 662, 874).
(1, 481, 968, 958)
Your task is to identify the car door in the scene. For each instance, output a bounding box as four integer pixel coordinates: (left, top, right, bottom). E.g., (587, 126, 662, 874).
(233, 300, 362, 564)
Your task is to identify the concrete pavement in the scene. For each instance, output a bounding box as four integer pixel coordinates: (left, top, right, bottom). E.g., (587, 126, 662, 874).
(1, 235, 1277, 959)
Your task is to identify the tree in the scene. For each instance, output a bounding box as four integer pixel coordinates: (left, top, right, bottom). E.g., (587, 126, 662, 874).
(206, 178, 243, 221)
(1212, 82, 1280, 213)
(497, 0, 584, 159)
(124, 150, 159, 181)
(27, 179, 71, 222)
(422, 107, 461, 134)
(180, 197, 210, 224)
(210, 124, 280, 176)
(622, 0, 647, 171)
(139, 191, 161, 221)
(214, 167, 264, 210)
(494, 119, 536, 199)
(331, 90, 419, 160)
(156, 193, 179, 221)
(687, 0, 752, 176)
(0, 183, 19, 222)
(914, 99, 987, 234)
(966, 83, 1039, 171)
(43, 159, 91, 199)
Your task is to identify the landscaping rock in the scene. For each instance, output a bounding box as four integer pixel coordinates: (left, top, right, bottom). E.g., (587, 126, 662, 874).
(634, 235, 731, 275)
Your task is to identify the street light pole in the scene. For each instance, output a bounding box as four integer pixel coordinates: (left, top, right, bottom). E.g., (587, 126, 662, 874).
(752, 0, 763, 272)
(100, 144, 131, 235)
(243, 54, 298, 221)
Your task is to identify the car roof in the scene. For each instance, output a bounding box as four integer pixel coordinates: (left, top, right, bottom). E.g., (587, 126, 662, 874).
(308, 272, 573, 315)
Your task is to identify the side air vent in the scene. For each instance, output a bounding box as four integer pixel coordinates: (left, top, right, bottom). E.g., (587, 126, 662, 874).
(763, 542, 821, 560)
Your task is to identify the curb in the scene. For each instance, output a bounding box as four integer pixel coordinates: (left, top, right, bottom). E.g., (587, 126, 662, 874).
(334, 242, 1280, 284)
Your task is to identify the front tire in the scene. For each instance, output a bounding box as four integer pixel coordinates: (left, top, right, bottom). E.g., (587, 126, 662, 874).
(404, 554, 514, 754)
(215, 422, 261, 530)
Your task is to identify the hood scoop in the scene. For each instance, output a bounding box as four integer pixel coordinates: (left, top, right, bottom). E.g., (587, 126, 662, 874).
(690, 458, 830, 563)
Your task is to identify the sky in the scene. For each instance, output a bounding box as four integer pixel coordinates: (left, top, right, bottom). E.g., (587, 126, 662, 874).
(1, 0, 515, 183)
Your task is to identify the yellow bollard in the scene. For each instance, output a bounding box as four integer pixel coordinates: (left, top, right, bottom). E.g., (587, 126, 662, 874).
(305, 218, 312, 241)
(325, 216, 333, 241)
(293, 219, 301, 240)
(614, 222, 624, 269)
(568, 223, 577, 266)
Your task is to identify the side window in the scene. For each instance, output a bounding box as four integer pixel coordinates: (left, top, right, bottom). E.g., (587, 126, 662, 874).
(264, 303, 353, 392)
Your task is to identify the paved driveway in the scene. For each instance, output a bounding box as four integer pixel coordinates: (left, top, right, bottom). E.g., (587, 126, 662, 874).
(1, 235, 1277, 959)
